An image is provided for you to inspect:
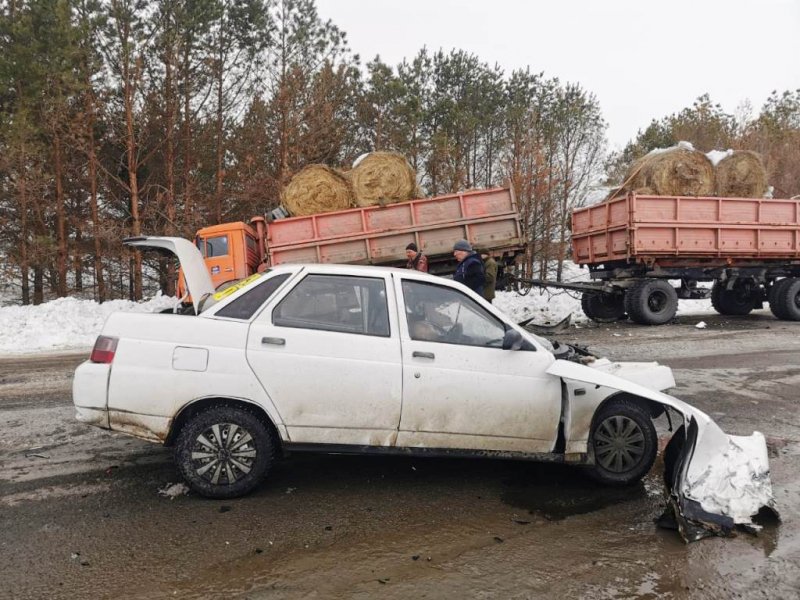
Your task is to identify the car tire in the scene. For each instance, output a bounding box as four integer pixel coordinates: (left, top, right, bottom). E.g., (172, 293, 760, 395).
(624, 279, 678, 325)
(770, 277, 800, 321)
(581, 292, 626, 323)
(711, 280, 758, 316)
(586, 399, 658, 486)
(175, 405, 274, 499)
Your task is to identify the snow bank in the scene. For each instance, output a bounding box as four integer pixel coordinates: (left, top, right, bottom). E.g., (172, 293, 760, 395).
(0, 294, 176, 355)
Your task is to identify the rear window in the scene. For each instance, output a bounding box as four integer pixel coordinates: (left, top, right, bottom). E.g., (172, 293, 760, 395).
(215, 273, 291, 320)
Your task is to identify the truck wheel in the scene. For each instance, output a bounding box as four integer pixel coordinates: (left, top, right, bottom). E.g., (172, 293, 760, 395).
(770, 277, 800, 321)
(586, 399, 658, 486)
(624, 279, 678, 325)
(581, 292, 626, 323)
(711, 280, 757, 316)
(175, 405, 275, 499)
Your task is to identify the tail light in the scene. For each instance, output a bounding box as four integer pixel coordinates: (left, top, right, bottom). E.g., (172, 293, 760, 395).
(90, 336, 119, 364)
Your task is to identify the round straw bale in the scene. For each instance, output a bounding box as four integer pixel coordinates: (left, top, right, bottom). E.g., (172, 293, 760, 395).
(624, 147, 715, 196)
(350, 151, 417, 207)
(714, 150, 767, 198)
(282, 165, 355, 216)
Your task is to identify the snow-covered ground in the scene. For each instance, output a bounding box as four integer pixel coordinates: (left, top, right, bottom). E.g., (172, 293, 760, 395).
(0, 263, 729, 356)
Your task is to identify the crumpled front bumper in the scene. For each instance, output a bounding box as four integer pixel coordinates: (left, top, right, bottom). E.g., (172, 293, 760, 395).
(663, 416, 779, 542)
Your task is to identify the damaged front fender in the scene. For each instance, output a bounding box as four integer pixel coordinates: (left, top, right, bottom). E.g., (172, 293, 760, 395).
(547, 359, 779, 543)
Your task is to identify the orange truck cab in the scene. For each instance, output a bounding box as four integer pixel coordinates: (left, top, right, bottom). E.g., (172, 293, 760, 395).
(176, 220, 265, 299)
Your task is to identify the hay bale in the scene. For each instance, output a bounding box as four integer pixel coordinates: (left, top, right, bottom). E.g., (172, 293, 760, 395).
(282, 165, 355, 216)
(623, 147, 715, 196)
(714, 150, 767, 198)
(350, 151, 417, 207)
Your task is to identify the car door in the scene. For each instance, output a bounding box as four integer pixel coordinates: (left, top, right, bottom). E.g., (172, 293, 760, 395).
(395, 277, 561, 454)
(246, 271, 403, 446)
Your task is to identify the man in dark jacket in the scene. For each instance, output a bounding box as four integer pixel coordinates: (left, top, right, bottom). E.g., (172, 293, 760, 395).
(405, 243, 428, 272)
(452, 239, 485, 296)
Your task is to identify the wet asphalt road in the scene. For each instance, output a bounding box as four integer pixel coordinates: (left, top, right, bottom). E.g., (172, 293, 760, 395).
(1, 311, 799, 599)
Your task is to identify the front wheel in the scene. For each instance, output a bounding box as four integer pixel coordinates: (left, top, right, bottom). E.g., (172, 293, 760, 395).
(175, 405, 275, 499)
(586, 399, 658, 486)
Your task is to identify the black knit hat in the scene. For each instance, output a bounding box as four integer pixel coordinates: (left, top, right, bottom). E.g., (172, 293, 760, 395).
(406, 242, 418, 252)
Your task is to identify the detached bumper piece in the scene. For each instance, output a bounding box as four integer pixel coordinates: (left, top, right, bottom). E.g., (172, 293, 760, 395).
(661, 419, 780, 543)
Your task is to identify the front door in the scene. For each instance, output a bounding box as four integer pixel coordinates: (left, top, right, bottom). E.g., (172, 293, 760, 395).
(395, 278, 561, 453)
(246, 272, 403, 446)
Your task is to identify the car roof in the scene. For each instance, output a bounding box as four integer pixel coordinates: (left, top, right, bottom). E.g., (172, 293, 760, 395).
(269, 262, 441, 281)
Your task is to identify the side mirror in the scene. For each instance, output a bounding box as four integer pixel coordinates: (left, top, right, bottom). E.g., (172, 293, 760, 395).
(502, 328, 523, 350)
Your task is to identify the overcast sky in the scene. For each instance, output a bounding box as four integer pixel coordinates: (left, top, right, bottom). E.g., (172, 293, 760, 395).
(315, 0, 800, 149)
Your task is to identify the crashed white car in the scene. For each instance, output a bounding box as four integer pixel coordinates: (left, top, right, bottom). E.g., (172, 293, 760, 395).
(73, 237, 777, 541)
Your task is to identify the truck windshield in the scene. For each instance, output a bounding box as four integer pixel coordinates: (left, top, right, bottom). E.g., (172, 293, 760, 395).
(196, 235, 229, 258)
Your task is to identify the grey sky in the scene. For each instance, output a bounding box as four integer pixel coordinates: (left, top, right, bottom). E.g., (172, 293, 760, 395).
(315, 0, 800, 149)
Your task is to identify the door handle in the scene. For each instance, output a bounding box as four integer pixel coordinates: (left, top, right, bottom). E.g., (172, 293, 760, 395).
(412, 351, 435, 359)
(262, 337, 285, 346)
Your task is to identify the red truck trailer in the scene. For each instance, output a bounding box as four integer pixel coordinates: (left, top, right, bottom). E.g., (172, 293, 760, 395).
(557, 192, 800, 325)
(181, 187, 525, 300)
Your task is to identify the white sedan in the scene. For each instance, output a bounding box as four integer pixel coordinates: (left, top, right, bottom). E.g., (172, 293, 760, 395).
(73, 237, 776, 541)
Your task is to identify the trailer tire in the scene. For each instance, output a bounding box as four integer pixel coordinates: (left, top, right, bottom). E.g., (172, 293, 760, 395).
(624, 279, 678, 325)
(711, 280, 757, 316)
(771, 277, 800, 321)
(581, 292, 626, 323)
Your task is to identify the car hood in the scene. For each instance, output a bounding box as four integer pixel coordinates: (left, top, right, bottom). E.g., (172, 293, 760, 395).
(547, 359, 778, 543)
(124, 236, 215, 314)
(585, 358, 676, 392)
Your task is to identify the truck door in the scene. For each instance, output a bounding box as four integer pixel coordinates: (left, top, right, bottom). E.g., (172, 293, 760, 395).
(394, 277, 561, 453)
(199, 234, 235, 289)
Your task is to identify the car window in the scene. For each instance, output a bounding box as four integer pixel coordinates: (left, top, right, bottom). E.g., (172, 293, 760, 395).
(273, 274, 390, 337)
(402, 280, 506, 348)
(214, 273, 290, 320)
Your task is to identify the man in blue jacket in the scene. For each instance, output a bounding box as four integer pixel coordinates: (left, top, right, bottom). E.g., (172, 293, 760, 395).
(452, 239, 486, 297)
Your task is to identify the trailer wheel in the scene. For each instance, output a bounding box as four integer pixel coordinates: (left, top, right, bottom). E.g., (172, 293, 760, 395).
(711, 280, 758, 316)
(581, 292, 626, 323)
(770, 277, 800, 321)
(624, 279, 678, 325)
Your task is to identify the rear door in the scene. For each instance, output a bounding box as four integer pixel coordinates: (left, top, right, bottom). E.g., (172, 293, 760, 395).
(395, 277, 561, 453)
(246, 270, 403, 446)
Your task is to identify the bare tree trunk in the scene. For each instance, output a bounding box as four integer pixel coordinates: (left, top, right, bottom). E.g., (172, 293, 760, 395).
(87, 95, 106, 302)
(33, 266, 43, 305)
(214, 51, 224, 224)
(164, 46, 177, 296)
(124, 59, 142, 299)
(54, 132, 68, 296)
(18, 166, 30, 305)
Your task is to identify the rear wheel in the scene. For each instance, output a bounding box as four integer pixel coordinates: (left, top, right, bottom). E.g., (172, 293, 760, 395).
(770, 277, 800, 321)
(711, 279, 758, 316)
(175, 405, 275, 499)
(581, 292, 626, 323)
(624, 279, 678, 325)
(587, 399, 658, 486)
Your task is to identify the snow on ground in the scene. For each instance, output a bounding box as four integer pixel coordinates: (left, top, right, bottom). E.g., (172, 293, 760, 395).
(0, 260, 745, 356)
(0, 294, 176, 355)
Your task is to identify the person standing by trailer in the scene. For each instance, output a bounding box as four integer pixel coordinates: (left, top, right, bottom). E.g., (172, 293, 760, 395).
(405, 243, 428, 272)
(479, 250, 498, 303)
(452, 239, 485, 296)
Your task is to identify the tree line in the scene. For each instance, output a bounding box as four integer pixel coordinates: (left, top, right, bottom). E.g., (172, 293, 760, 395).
(1, 0, 797, 305)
